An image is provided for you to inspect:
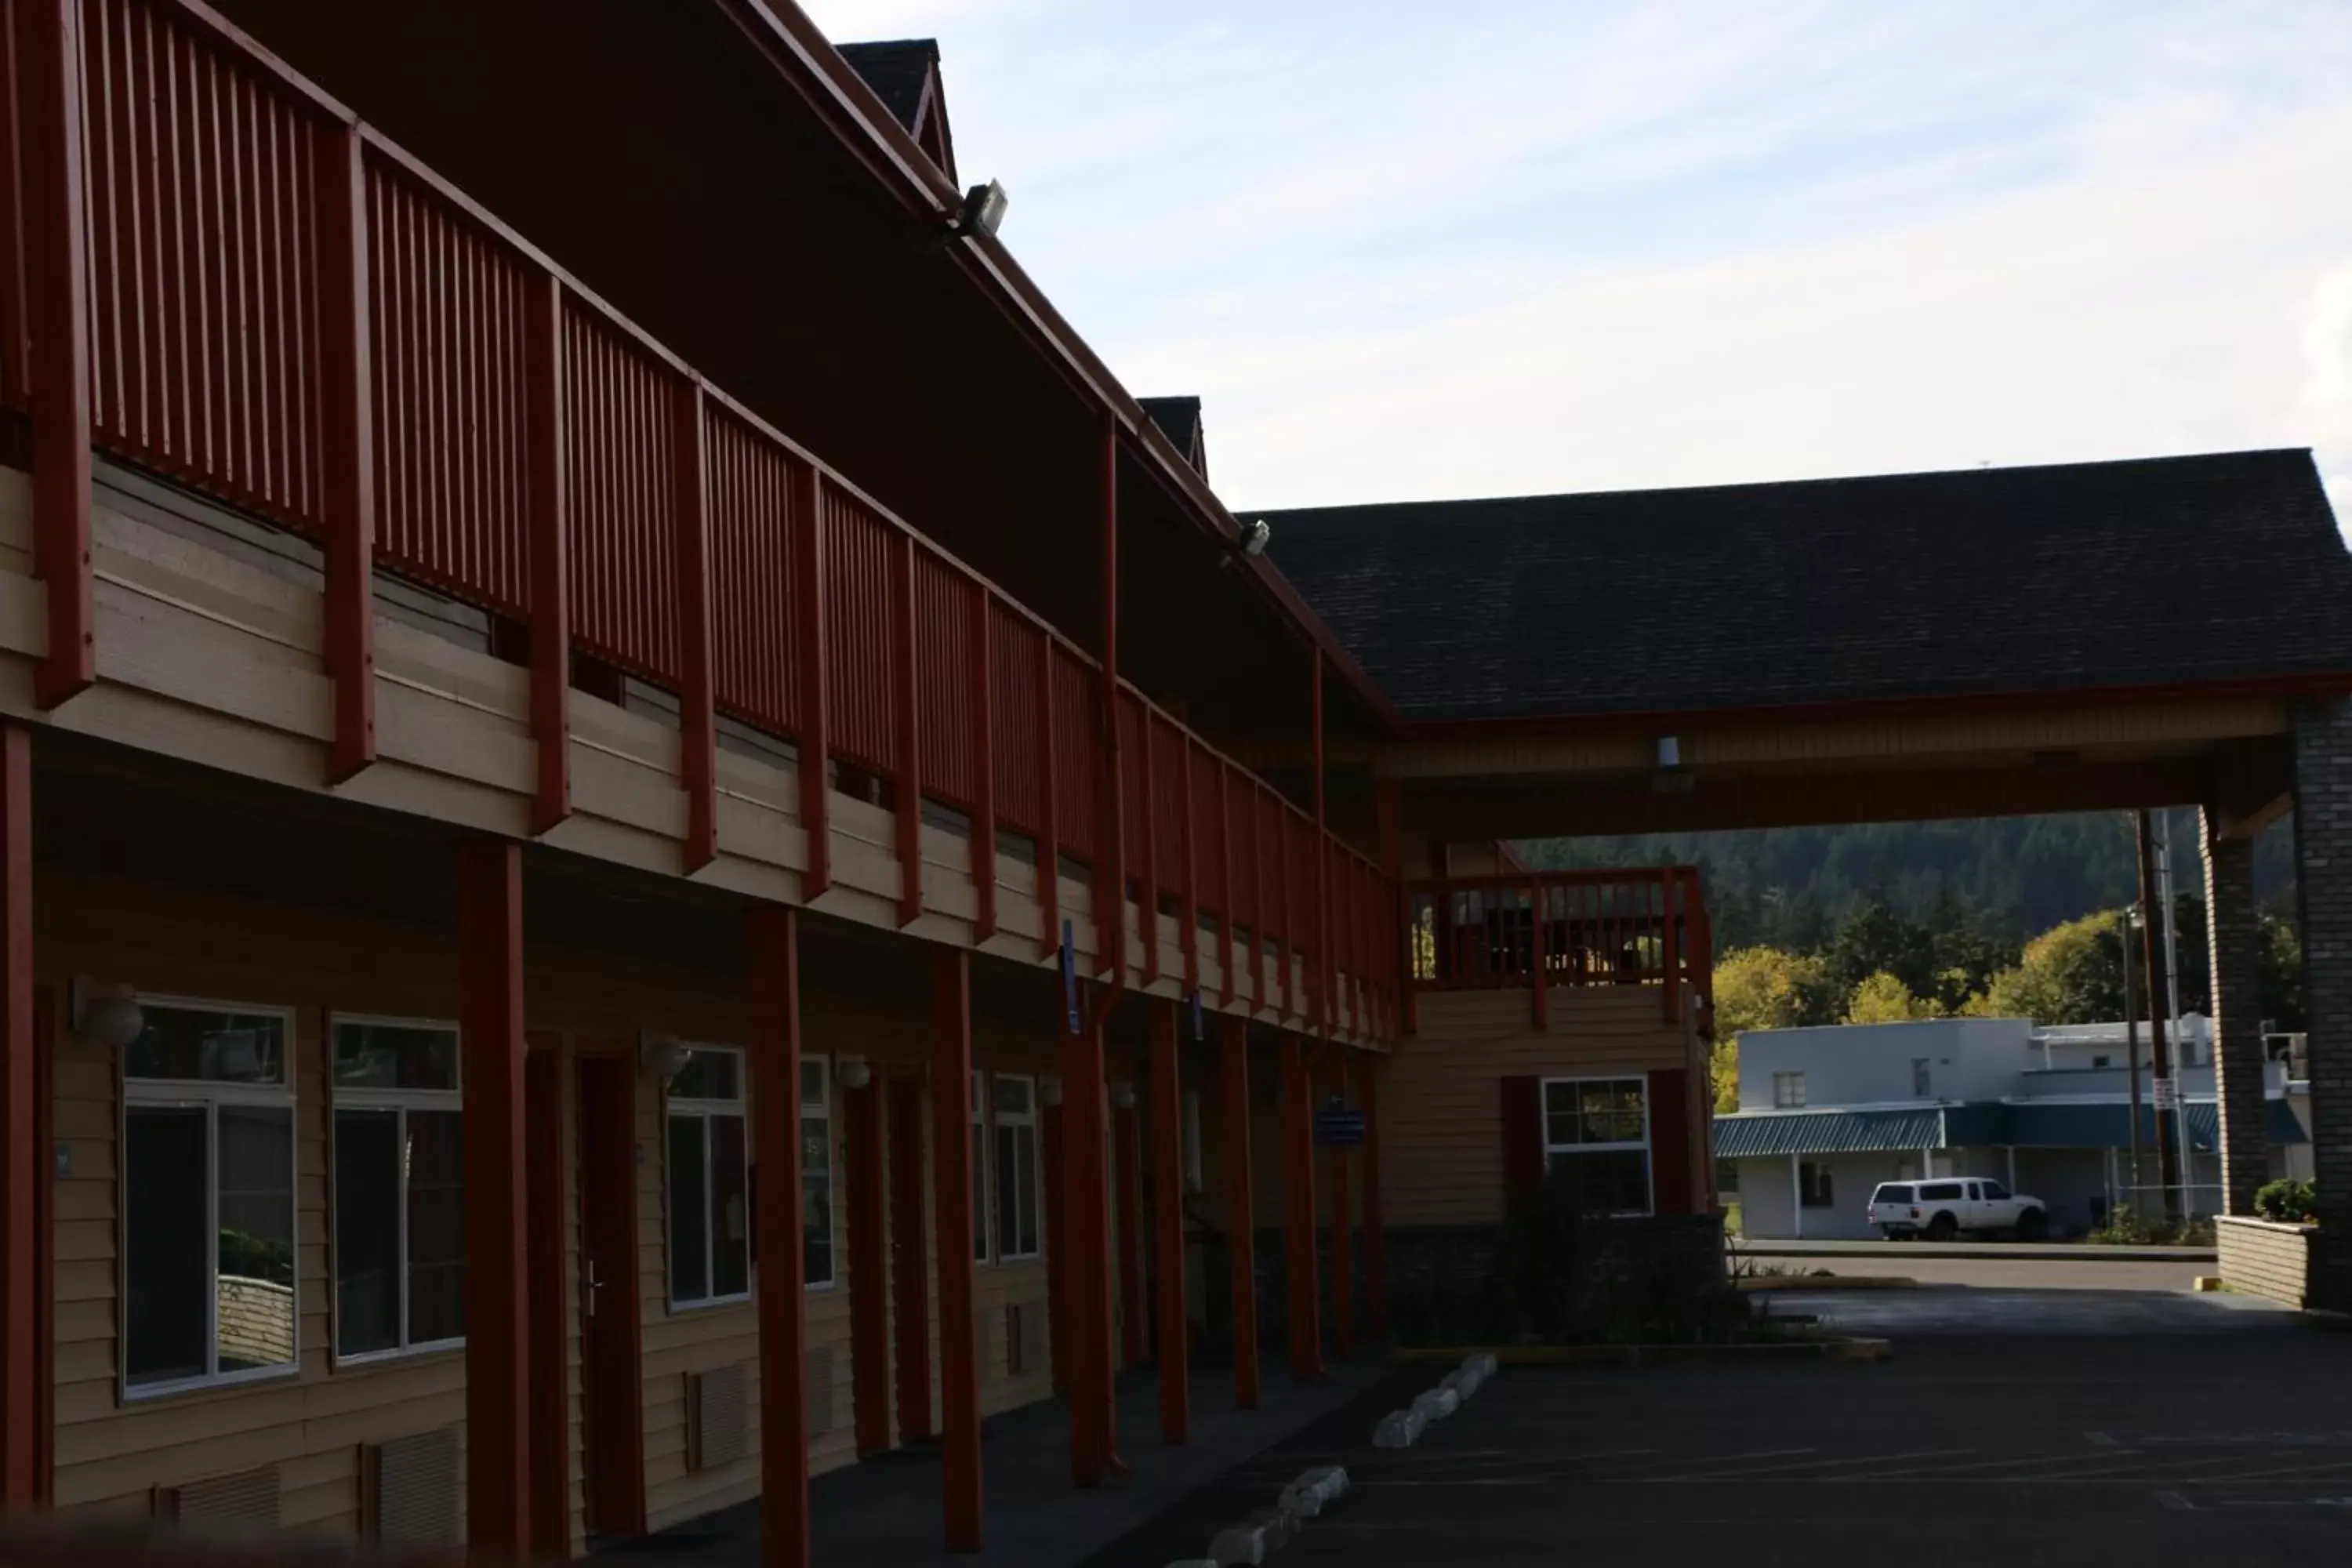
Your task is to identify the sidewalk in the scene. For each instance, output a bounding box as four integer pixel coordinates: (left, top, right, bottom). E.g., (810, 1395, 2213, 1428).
(604, 1359, 1392, 1567)
(1733, 1238, 2215, 1262)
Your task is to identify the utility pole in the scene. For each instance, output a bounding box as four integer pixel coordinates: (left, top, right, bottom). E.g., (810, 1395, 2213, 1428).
(2154, 811, 2194, 1218)
(2122, 895, 2143, 1226)
(2135, 809, 2181, 1226)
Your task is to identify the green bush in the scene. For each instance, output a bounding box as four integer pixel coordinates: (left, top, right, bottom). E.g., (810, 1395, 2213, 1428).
(2256, 1178, 2318, 1225)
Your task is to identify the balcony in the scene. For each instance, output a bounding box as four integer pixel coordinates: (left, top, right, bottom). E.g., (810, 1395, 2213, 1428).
(1406, 867, 1712, 1029)
(0, 0, 1396, 1043)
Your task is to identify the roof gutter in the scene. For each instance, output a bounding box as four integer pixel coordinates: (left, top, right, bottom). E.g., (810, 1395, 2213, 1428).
(706, 0, 1403, 734)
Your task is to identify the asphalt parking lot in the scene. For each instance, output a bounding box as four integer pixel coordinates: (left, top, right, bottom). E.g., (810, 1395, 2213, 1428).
(1083, 1287, 2352, 1567)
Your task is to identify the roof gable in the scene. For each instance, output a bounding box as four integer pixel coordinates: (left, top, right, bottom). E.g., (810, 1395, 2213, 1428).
(838, 38, 956, 184)
(1139, 396, 1207, 480)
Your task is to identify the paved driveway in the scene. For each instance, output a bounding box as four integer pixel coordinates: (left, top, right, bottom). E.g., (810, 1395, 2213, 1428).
(1085, 1289, 2352, 1567)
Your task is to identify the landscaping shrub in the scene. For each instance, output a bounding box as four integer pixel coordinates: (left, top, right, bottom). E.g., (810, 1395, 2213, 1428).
(2256, 1178, 2318, 1225)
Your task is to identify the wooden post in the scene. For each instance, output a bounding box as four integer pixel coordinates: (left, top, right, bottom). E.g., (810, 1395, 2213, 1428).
(1217, 760, 1236, 1007)
(1178, 735, 1200, 993)
(1530, 877, 1549, 1030)
(1221, 1018, 1260, 1409)
(1058, 1011, 1120, 1485)
(888, 1073, 932, 1442)
(317, 122, 376, 783)
(1114, 1096, 1146, 1370)
(845, 1074, 891, 1456)
(0, 729, 36, 1507)
(895, 536, 924, 926)
(459, 840, 531, 1557)
(1036, 648, 1060, 958)
(1280, 1037, 1323, 1381)
(1327, 1057, 1354, 1361)
(524, 1040, 572, 1558)
(677, 384, 718, 872)
(1312, 651, 1330, 1038)
(1138, 713, 1159, 985)
(930, 950, 982, 1551)
(24, 0, 93, 710)
(971, 593, 998, 942)
(1042, 1101, 1069, 1392)
(795, 463, 832, 898)
(1149, 1001, 1189, 1443)
(525, 276, 572, 833)
(750, 907, 811, 1567)
(1363, 1062, 1387, 1340)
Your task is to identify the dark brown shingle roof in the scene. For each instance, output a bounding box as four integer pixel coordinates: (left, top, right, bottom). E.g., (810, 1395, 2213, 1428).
(1140, 396, 1207, 479)
(1259, 449, 2352, 724)
(837, 40, 937, 133)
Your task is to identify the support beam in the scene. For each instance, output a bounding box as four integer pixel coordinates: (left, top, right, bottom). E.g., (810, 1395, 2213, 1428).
(845, 1073, 891, 1456)
(317, 122, 376, 784)
(24, 0, 93, 710)
(2292, 696, 2352, 1305)
(1377, 781, 1412, 1036)
(795, 463, 832, 898)
(459, 840, 531, 1557)
(1280, 1037, 1323, 1381)
(930, 949, 982, 1552)
(525, 278, 572, 835)
(1362, 1062, 1387, 1341)
(677, 384, 718, 873)
(523, 1040, 572, 1559)
(895, 537, 924, 926)
(1149, 1001, 1189, 1443)
(1114, 1096, 1146, 1370)
(2201, 812, 2269, 1217)
(971, 593, 999, 942)
(1221, 1018, 1259, 1410)
(1327, 1058, 1354, 1362)
(751, 908, 811, 1567)
(0, 728, 36, 1508)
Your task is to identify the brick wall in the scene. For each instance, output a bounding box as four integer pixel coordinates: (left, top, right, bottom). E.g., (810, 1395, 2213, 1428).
(2216, 1215, 2315, 1308)
(2202, 813, 2269, 1215)
(2292, 698, 2352, 1306)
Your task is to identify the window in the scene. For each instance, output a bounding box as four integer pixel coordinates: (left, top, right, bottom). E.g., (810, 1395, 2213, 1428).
(668, 1047, 749, 1308)
(1773, 1072, 1807, 1109)
(1798, 1163, 1834, 1207)
(971, 1072, 990, 1264)
(331, 1017, 463, 1360)
(1982, 1179, 2010, 1201)
(123, 1000, 299, 1396)
(801, 1057, 835, 1287)
(992, 1075, 1041, 1261)
(1911, 1058, 1931, 1097)
(1716, 1157, 1741, 1196)
(1182, 1089, 1203, 1193)
(2091, 1054, 2113, 1069)
(1919, 1181, 1966, 1202)
(1539, 1076, 1651, 1215)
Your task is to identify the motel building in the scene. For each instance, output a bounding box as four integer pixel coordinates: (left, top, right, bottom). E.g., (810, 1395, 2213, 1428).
(2, 2, 2352, 1564)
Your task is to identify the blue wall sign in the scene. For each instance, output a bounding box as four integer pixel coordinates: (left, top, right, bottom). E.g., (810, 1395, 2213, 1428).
(1314, 1108, 1367, 1147)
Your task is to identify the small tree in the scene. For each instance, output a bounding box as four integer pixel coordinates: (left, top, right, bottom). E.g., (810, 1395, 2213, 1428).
(1845, 970, 1937, 1024)
(1979, 909, 2125, 1024)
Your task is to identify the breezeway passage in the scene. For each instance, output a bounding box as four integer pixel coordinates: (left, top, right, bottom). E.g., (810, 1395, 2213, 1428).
(1081, 1288, 2352, 1568)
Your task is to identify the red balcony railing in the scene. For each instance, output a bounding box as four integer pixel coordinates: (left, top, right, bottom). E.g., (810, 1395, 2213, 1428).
(0, 0, 1400, 1041)
(1406, 867, 1711, 1028)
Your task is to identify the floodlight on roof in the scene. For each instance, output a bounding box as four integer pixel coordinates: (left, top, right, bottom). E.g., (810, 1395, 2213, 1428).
(956, 180, 1009, 239)
(1239, 518, 1272, 557)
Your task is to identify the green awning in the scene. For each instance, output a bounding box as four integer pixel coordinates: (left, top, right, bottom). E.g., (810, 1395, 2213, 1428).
(1711, 1109, 1947, 1159)
(1714, 1099, 2309, 1160)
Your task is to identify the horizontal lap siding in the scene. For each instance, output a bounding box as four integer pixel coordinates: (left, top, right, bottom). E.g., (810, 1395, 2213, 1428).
(564, 303, 682, 684)
(1381, 989, 1694, 1228)
(84, 0, 326, 538)
(706, 408, 803, 739)
(367, 159, 534, 616)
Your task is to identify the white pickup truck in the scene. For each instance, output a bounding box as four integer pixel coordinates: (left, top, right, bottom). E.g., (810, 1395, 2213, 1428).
(1867, 1178, 2049, 1241)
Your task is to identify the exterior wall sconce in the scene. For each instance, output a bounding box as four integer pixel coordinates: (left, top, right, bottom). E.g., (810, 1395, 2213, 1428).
(1038, 1074, 1064, 1107)
(837, 1055, 873, 1091)
(1240, 518, 1272, 557)
(1110, 1083, 1138, 1111)
(71, 975, 144, 1050)
(956, 180, 1008, 239)
(1652, 733, 1694, 795)
(641, 1033, 692, 1086)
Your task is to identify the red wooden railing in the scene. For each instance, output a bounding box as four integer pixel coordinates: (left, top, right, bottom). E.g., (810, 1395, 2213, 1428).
(0, 0, 1399, 1040)
(1406, 867, 1711, 1028)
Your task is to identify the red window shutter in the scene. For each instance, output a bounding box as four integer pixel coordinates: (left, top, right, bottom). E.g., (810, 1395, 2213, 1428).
(1501, 1076, 1544, 1196)
(1648, 1068, 1693, 1215)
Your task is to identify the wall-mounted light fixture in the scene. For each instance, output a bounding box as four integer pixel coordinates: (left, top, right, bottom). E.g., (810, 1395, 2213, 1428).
(641, 1033, 693, 1086)
(71, 975, 144, 1050)
(1038, 1074, 1064, 1108)
(1110, 1083, 1138, 1111)
(1240, 518, 1272, 557)
(956, 180, 1009, 240)
(837, 1055, 873, 1091)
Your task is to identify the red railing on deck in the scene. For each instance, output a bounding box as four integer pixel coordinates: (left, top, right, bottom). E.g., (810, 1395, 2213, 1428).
(1407, 867, 1711, 1026)
(0, 0, 1399, 1039)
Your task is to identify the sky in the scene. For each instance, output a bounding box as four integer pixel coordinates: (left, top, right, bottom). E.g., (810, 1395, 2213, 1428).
(799, 0, 2352, 525)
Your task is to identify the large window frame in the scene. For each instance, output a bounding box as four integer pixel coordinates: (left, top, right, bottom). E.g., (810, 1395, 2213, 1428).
(1538, 1074, 1653, 1218)
(120, 996, 301, 1402)
(666, 1045, 751, 1312)
(801, 1054, 837, 1290)
(328, 1013, 464, 1366)
(1773, 1071, 1808, 1109)
(990, 1073, 1042, 1263)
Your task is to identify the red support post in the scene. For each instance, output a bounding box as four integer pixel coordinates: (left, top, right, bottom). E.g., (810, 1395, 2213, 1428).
(930, 949, 983, 1552)
(750, 908, 811, 1567)
(1249, 792, 1269, 1013)
(1114, 1096, 1146, 1370)
(1178, 737, 1200, 993)
(1327, 1058, 1354, 1361)
(971, 593, 998, 942)
(1280, 1037, 1323, 1381)
(1036, 644, 1060, 958)
(895, 535, 924, 927)
(1530, 878, 1549, 1031)
(1363, 1064, 1387, 1339)
(1097, 419, 1127, 989)
(317, 122, 376, 783)
(1149, 1001, 1189, 1443)
(524, 1038, 572, 1558)
(525, 276, 572, 834)
(1059, 1012, 1121, 1485)
(678, 383, 719, 873)
(0, 728, 35, 1508)
(844, 1073, 891, 1456)
(1137, 714, 1159, 985)
(888, 1074, 933, 1442)
(1220, 1018, 1260, 1409)
(795, 463, 832, 898)
(459, 840, 532, 1558)
(1217, 760, 1237, 1007)
(1312, 652, 1330, 1040)
(1661, 867, 1682, 1023)
(1042, 1102, 1069, 1392)
(24, 0, 92, 710)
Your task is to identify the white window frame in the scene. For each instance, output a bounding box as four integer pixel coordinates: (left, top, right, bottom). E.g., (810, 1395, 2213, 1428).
(1537, 1073, 1653, 1218)
(801, 1054, 837, 1291)
(1773, 1071, 1808, 1109)
(328, 1012, 463, 1367)
(120, 995, 301, 1402)
(990, 1073, 1042, 1262)
(666, 1044, 751, 1312)
(971, 1071, 993, 1265)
